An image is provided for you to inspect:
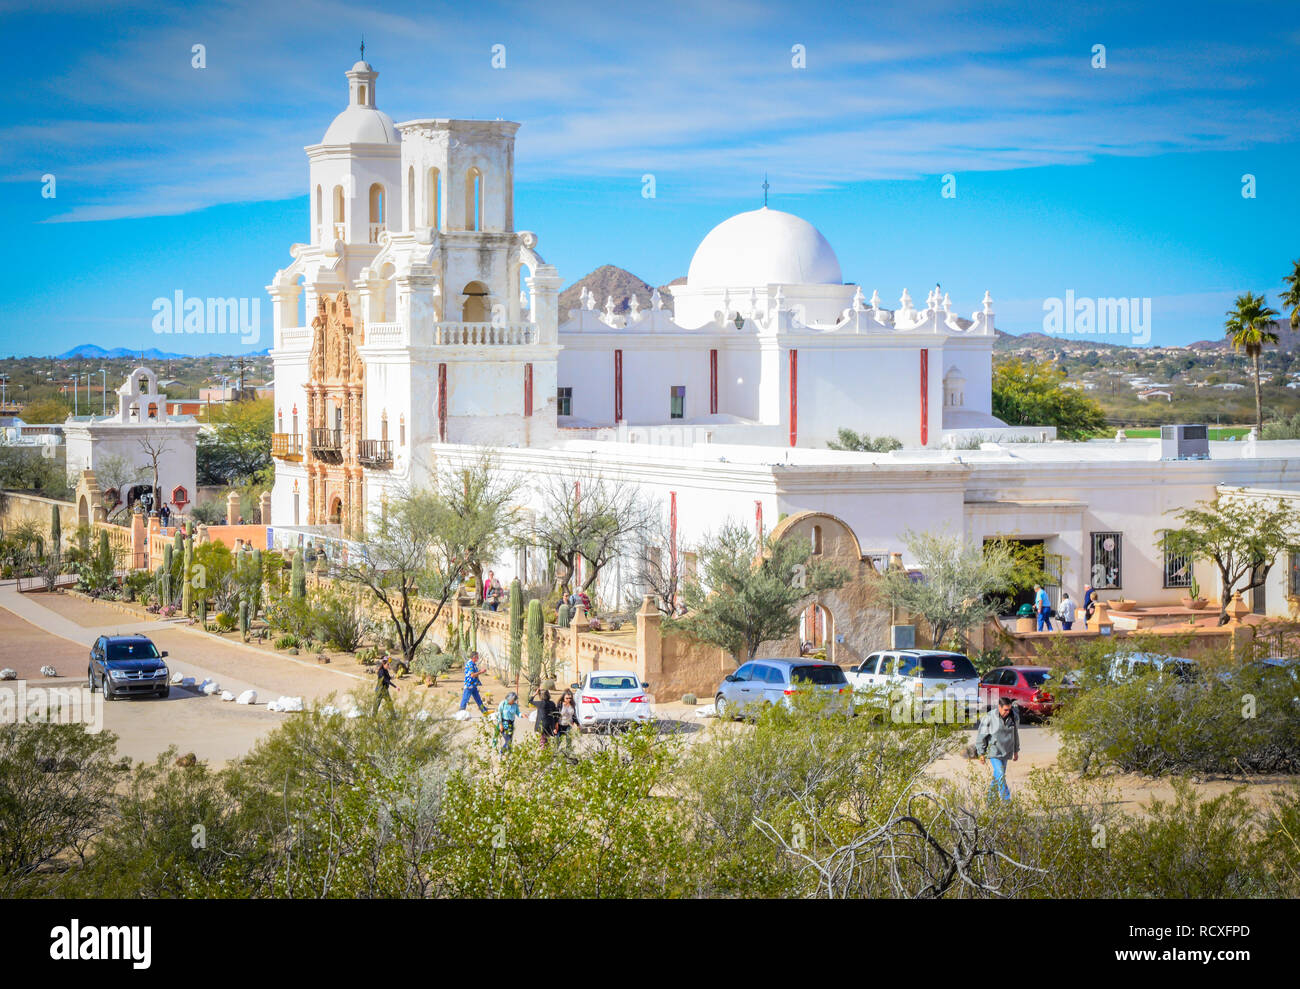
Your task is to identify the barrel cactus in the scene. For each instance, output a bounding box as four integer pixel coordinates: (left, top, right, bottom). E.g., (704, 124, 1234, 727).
(557, 602, 571, 629)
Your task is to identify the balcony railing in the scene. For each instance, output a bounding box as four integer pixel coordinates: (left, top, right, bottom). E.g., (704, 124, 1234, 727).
(357, 439, 393, 468)
(433, 322, 536, 346)
(271, 433, 303, 459)
(309, 427, 343, 462)
(368, 222, 386, 244)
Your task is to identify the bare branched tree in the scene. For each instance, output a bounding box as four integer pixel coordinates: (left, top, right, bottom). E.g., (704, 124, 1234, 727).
(528, 467, 655, 598)
(136, 435, 172, 516)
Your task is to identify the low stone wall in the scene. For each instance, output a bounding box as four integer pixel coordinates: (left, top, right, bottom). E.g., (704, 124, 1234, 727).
(1, 490, 75, 532)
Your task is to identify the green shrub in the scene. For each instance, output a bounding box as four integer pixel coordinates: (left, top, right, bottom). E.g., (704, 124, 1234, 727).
(274, 634, 300, 650)
(214, 611, 237, 633)
(311, 592, 366, 652)
(1056, 666, 1300, 776)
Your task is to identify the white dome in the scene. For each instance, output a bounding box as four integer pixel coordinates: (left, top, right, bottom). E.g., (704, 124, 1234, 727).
(322, 106, 400, 145)
(687, 207, 842, 287)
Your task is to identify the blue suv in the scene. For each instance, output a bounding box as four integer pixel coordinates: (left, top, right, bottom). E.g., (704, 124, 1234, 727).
(88, 634, 171, 700)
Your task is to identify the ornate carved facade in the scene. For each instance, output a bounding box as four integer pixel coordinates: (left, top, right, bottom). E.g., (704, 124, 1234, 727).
(305, 291, 366, 537)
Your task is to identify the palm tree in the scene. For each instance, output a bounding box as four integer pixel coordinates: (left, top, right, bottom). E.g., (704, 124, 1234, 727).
(1224, 292, 1280, 435)
(1282, 258, 1300, 330)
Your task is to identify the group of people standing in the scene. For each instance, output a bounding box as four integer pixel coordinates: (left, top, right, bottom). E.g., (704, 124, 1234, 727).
(1031, 583, 1099, 632)
(454, 647, 579, 755)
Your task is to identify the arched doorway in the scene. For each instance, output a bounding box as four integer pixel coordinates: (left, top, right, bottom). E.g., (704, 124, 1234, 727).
(125, 483, 154, 515)
(800, 602, 834, 659)
(78, 495, 89, 526)
(328, 496, 343, 526)
(461, 281, 489, 322)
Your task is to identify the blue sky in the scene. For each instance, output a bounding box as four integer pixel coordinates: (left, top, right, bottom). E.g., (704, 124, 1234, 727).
(2, 0, 1298, 355)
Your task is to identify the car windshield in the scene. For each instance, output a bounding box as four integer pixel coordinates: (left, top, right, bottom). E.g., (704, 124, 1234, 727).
(106, 640, 159, 661)
(589, 675, 637, 690)
(1023, 670, 1053, 687)
(790, 665, 847, 685)
(919, 655, 977, 679)
(1163, 661, 1199, 682)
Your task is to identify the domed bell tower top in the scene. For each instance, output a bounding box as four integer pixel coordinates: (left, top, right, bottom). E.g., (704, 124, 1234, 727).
(347, 60, 377, 109)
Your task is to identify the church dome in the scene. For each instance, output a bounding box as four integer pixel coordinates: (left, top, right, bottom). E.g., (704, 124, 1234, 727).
(322, 105, 400, 145)
(687, 207, 842, 287)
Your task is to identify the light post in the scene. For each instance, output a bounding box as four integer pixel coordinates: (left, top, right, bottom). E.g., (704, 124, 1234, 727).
(99, 367, 107, 416)
(69, 376, 77, 416)
(0, 373, 8, 408)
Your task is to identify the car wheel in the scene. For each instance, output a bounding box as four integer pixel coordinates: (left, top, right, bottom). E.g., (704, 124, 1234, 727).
(157, 685, 170, 699)
(104, 678, 116, 701)
(715, 694, 729, 720)
(87, 667, 96, 693)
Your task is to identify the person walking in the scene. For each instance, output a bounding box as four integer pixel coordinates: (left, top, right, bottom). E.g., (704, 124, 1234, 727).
(555, 688, 579, 756)
(1033, 584, 1053, 632)
(1058, 592, 1076, 631)
(459, 650, 489, 714)
(529, 687, 557, 747)
(974, 695, 1020, 800)
(496, 691, 520, 753)
(372, 656, 399, 716)
(1082, 584, 1096, 623)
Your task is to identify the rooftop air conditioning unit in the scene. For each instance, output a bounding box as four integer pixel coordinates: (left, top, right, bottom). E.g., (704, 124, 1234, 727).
(1160, 424, 1209, 461)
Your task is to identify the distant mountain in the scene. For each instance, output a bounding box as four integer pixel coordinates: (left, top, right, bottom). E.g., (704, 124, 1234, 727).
(559, 265, 684, 317)
(53, 344, 269, 359)
(1186, 320, 1299, 352)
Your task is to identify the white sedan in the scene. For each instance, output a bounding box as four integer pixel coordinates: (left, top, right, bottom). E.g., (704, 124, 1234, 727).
(572, 670, 653, 729)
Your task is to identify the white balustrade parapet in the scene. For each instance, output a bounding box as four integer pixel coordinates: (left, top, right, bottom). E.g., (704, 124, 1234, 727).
(364, 321, 405, 344)
(433, 322, 536, 346)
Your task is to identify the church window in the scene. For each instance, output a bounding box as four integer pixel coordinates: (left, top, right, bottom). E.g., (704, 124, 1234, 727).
(427, 168, 441, 229)
(461, 281, 489, 322)
(1090, 532, 1123, 589)
(369, 183, 385, 224)
(557, 387, 572, 417)
(333, 185, 345, 224)
(358, 83, 367, 105)
(147, 402, 158, 420)
(670, 385, 686, 420)
(381, 411, 389, 442)
(406, 168, 414, 230)
(465, 168, 483, 231)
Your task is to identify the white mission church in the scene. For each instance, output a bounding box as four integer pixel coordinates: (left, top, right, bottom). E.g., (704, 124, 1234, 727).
(268, 59, 1300, 640)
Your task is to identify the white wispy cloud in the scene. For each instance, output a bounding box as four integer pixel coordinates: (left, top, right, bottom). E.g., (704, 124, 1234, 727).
(8, 0, 1296, 222)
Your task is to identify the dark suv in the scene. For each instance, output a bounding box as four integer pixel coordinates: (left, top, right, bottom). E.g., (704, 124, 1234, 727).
(88, 634, 170, 700)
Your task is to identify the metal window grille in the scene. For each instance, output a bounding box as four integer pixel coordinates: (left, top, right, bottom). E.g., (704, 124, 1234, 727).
(1090, 531, 1122, 589)
(1164, 549, 1193, 589)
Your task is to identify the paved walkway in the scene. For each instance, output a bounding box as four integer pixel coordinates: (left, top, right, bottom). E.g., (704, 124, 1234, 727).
(0, 583, 368, 765)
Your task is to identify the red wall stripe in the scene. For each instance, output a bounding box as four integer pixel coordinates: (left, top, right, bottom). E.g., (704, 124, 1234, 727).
(524, 362, 533, 417)
(437, 363, 447, 442)
(788, 349, 798, 447)
(709, 349, 718, 414)
(920, 348, 929, 446)
(614, 349, 623, 423)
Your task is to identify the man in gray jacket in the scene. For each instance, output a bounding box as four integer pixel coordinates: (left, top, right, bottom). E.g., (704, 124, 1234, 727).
(974, 695, 1020, 800)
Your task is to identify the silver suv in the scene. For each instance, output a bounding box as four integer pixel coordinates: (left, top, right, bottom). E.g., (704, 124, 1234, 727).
(714, 659, 852, 719)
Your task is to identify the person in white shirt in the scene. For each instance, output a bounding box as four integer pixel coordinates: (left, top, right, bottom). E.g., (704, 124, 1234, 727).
(1059, 592, 1077, 631)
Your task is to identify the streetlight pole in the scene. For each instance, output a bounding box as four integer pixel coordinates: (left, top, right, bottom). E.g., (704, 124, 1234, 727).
(99, 368, 107, 416)
(70, 376, 77, 416)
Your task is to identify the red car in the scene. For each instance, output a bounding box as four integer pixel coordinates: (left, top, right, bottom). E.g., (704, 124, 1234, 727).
(979, 666, 1062, 719)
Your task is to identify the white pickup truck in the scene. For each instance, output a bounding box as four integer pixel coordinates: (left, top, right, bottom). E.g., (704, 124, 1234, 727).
(847, 649, 983, 719)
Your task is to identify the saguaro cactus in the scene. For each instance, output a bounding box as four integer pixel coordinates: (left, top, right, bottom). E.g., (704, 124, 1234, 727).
(557, 603, 571, 629)
(508, 578, 523, 683)
(526, 598, 543, 691)
(291, 549, 306, 600)
(181, 536, 193, 616)
(238, 600, 250, 641)
(162, 544, 173, 604)
(250, 548, 263, 620)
